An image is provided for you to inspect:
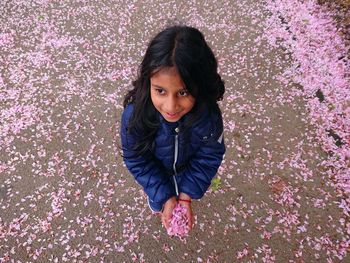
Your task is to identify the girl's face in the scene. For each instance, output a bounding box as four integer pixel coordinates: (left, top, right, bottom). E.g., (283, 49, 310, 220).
(150, 67, 195, 123)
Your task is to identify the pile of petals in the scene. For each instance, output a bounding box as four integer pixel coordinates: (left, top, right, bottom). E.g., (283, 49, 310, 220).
(263, 0, 350, 228)
(167, 203, 190, 237)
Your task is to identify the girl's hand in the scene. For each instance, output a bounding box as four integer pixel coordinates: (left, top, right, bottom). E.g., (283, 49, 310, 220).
(179, 193, 194, 230)
(178, 200, 194, 230)
(161, 196, 177, 230)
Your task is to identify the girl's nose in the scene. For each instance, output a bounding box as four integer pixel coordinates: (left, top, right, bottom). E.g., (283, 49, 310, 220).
(165, 96, 178, 112)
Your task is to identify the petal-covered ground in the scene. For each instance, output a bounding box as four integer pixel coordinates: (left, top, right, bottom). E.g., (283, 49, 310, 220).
(0, 0, 349, 262)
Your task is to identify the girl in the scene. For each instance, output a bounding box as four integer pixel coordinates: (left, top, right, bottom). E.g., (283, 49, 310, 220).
(121, 25, 225, 231)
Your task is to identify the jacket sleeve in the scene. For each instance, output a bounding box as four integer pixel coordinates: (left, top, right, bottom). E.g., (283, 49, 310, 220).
(120, 105, 177, 205)
(178, 117, 225, 200)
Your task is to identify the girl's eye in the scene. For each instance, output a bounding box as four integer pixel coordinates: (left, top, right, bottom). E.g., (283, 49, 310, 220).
(155, 88, 165, 95)
(178, 90, 188, 97)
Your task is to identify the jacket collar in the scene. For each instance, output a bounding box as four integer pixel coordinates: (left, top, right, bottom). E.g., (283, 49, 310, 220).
(156, 105, 211, 133)
(157, 111, 185, 134)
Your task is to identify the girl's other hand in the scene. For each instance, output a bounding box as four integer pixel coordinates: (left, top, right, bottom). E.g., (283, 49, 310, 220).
(178, 200, 194, 230)
(179, 193, 194, 230)
(161, 196, 177, 230)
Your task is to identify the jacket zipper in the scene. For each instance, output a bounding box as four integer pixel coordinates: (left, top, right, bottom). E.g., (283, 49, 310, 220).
(173, 127, 179, 196)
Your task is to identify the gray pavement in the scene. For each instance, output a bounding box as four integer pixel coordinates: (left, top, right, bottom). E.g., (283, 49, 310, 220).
(0, 0, 349, 262)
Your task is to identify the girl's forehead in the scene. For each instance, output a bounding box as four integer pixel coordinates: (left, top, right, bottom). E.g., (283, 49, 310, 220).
(151, 66, 179, 77)
(150, 67, 185, 89)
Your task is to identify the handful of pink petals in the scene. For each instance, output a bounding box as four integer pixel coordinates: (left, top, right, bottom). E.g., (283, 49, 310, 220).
(167, 203, 190, 237)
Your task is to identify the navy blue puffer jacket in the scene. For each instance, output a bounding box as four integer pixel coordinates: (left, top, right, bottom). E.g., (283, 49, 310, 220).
(121, 103, 225, 209)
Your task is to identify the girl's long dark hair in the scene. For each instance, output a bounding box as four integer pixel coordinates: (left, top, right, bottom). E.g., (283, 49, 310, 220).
(123, 25, 225, 155)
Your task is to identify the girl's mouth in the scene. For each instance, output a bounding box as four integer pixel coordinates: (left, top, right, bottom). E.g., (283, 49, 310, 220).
(166, 112, 180, 119)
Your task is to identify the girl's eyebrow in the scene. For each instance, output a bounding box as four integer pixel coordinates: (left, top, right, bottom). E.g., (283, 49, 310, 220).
(152, 84, 166, 89)
(152, 84, 186, 90)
